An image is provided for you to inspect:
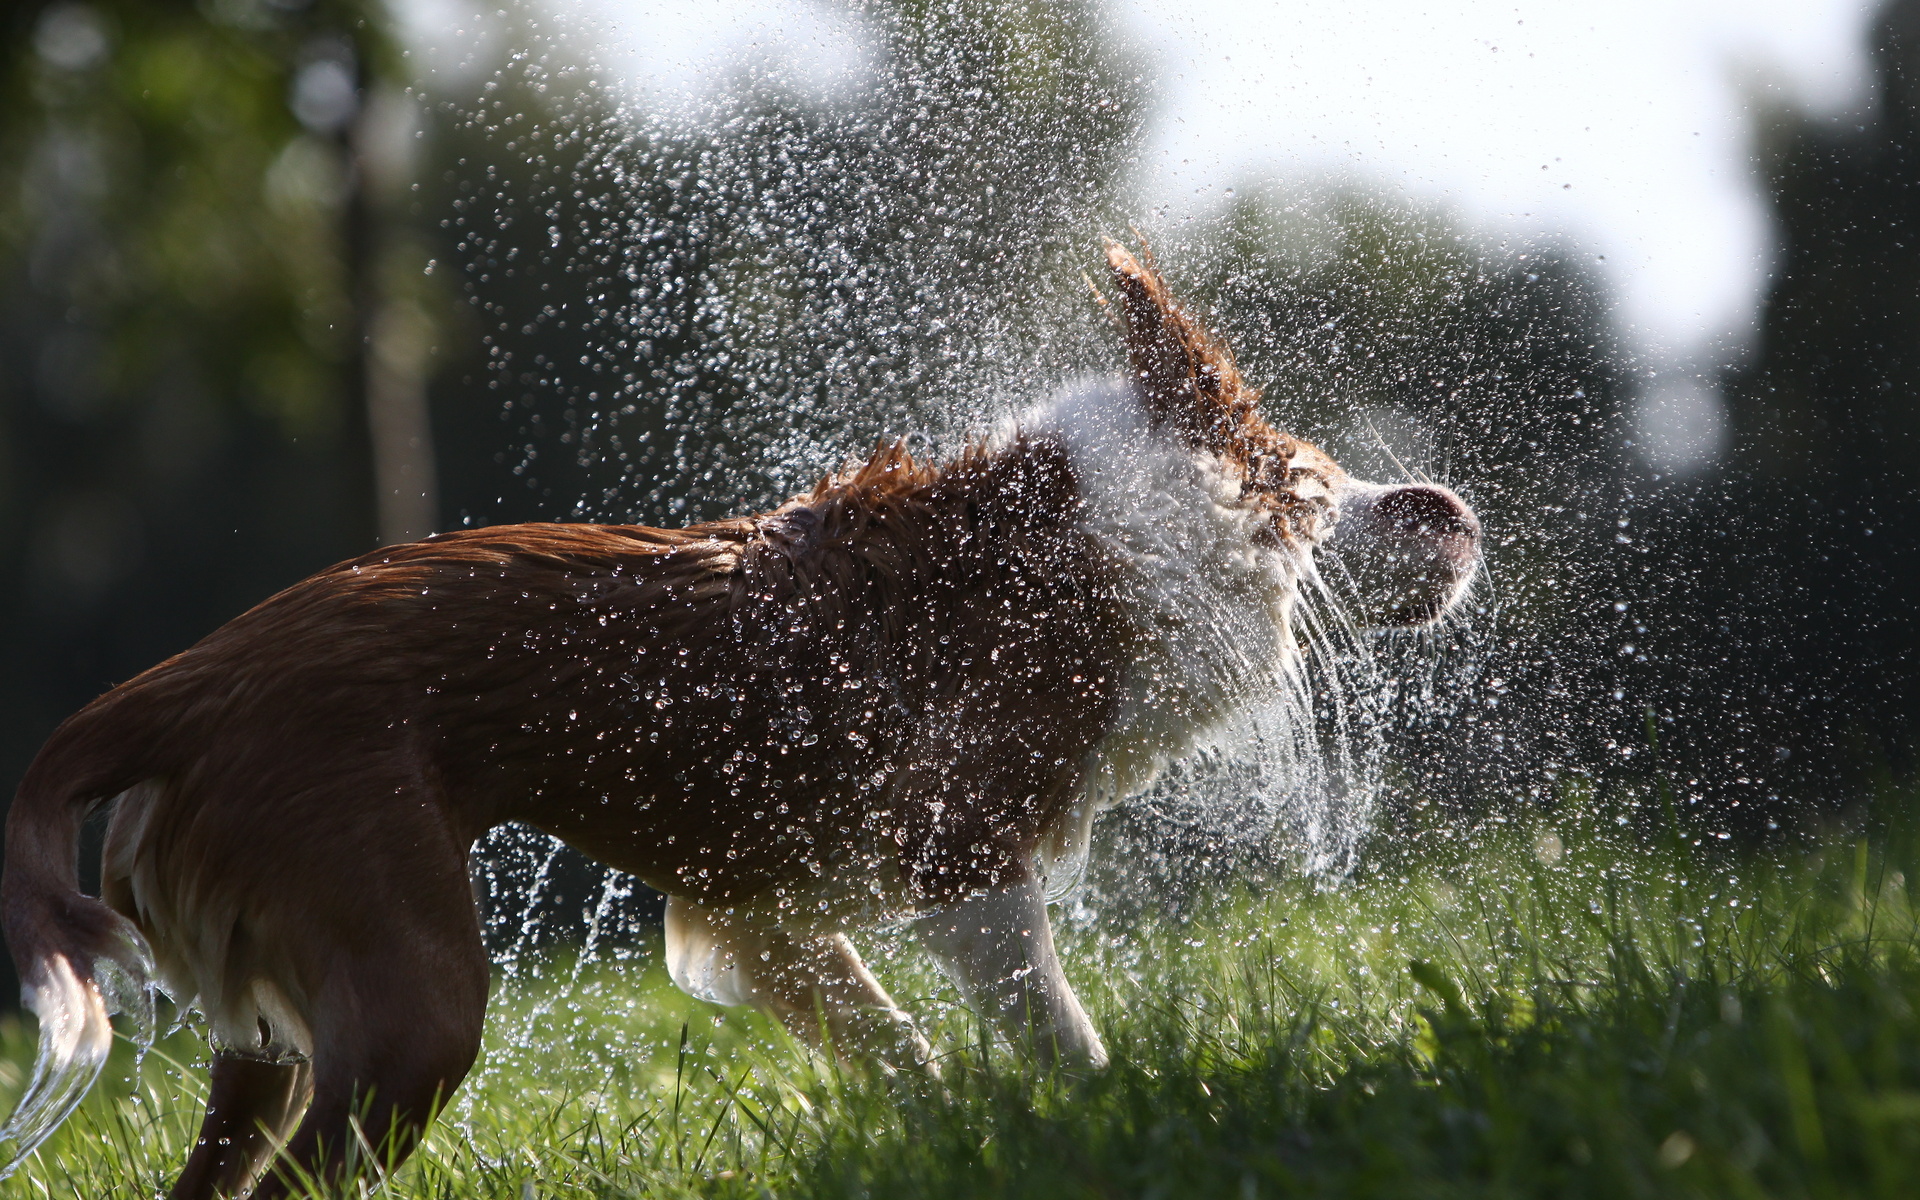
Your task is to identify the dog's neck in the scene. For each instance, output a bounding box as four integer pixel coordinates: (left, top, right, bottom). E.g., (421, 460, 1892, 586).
(1018, 379, 1307, 888)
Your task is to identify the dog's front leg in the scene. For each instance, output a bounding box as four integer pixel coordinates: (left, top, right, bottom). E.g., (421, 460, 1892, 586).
(915, 876, 1107, 1069)
(662, 896, 935, 1074)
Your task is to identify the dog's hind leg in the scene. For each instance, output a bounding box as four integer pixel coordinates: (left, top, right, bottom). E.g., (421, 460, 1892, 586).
(238, 835, 490, 1200)
(245, 936, 487, 1199)
(664, 897, 934, 1073)
(916, 876, 1106, 1069)
(168, 1056, 313, 1200)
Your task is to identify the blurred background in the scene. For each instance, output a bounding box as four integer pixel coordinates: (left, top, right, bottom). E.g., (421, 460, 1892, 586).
(0, 0, 1914, 947)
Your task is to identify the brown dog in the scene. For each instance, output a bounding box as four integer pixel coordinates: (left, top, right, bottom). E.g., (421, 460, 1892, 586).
(0, 245, 1478, 1197)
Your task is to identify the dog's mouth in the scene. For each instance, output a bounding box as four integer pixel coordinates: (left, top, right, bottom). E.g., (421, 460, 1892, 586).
(1319, 481, 1481, 627)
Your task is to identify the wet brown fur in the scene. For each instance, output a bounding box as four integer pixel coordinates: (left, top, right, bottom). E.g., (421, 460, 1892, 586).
(4, 245, 1356, 1197)
(1100, 241, 1344, 543)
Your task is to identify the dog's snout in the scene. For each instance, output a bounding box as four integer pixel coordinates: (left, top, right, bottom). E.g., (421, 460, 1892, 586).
(1373, 485, 1479, 544)
(1326, 481, 1481, 628)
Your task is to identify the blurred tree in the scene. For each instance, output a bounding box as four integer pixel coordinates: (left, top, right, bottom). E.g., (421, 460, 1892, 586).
(0, 0, 421, 924)
(427, 0, 1147, 530)
(1626, 0, 1920, 822)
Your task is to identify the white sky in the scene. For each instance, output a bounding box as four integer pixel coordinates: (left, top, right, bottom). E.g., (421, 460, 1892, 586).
(405, 0, 1882, 372)
(1116, 0, 1878, 368)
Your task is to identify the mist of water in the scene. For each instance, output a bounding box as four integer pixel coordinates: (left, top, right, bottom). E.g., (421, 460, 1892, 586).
(421, 1, 1516, 1084)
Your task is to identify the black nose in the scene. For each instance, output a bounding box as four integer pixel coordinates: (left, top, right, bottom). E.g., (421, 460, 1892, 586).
(1371, 485, 1480, 544)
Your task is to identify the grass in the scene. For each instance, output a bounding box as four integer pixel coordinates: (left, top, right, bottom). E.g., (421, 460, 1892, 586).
(5, 782, 1920, 1198)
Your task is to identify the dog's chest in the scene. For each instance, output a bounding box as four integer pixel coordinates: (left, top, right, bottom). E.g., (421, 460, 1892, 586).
(1034, 383, 1301, 812)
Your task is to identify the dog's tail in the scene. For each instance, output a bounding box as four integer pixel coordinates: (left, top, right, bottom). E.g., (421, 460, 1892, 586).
(0, 698, 161, 1179)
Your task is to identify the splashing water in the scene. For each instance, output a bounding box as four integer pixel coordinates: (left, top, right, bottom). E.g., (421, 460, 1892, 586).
(428, 0, 1496, 1076)
(429, 1, 1151, 522)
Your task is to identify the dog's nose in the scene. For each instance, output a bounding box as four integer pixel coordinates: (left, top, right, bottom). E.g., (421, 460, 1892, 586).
(1326, 482, 1481, 627)
(1371, 485, 1480, 551)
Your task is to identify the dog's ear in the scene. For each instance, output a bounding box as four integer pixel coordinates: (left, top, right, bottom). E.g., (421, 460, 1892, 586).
(1102, 240, 1261, 448)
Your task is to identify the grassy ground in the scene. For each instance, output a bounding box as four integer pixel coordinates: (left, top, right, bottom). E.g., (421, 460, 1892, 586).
(4, 783, 1920, 1198)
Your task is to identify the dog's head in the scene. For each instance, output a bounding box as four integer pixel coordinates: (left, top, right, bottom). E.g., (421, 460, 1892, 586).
(1102, 241, 1479, 630)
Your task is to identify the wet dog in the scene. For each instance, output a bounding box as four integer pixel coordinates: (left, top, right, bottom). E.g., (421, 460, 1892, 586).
(0, 244, 1478, 1197)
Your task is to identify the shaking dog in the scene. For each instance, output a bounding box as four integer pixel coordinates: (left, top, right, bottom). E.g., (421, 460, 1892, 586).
(0, 245, 1478, 1197)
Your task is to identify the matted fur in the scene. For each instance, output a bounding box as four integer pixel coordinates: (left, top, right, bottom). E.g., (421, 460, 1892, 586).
(0, 243, 1478, 1198)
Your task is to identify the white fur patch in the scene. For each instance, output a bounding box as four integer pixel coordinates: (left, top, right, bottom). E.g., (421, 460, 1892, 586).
(914, 877, 1106, 1067)
(663, 896, 761, 1008)
(1019, 381, 1305, 886)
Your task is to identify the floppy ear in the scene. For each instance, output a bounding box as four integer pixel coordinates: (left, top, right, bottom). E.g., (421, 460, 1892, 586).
(1101, 239, 1263, 452)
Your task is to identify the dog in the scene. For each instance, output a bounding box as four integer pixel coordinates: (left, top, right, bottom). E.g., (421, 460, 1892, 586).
(0, 243, 1478, 1198)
